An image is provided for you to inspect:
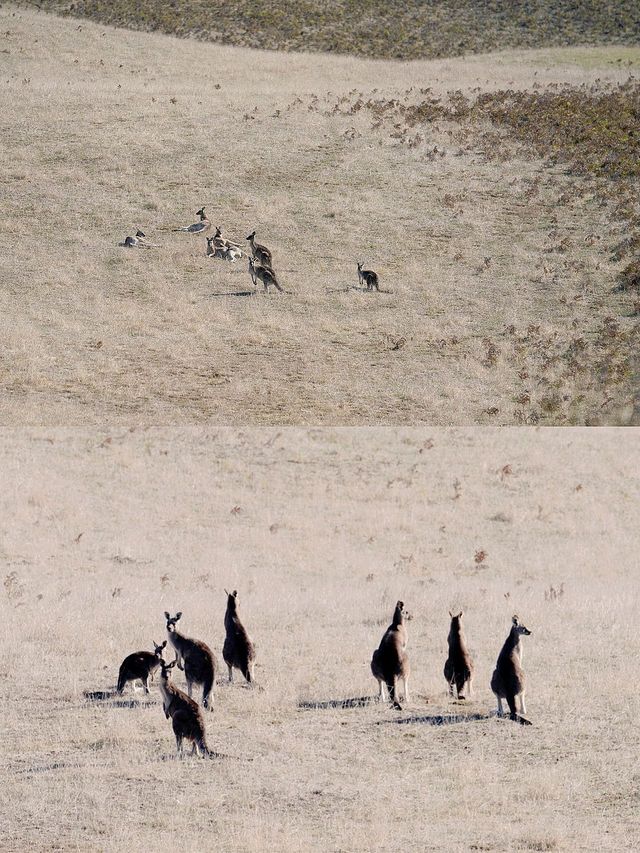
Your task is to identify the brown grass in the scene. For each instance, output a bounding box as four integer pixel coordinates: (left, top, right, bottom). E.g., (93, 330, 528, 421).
(2, 427, 640, 851)
(1, 6, 639, 425)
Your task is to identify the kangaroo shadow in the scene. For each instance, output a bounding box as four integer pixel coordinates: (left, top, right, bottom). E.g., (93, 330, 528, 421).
(387, 711, 493, 726)
(83, 689, 155, 709)
(205, 290, 256, 298)
(298, 695, 377, 710)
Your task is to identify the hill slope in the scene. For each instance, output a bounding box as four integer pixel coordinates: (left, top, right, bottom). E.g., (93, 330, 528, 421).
(22, 0, 640, 60)
(1, 6, 639, 425)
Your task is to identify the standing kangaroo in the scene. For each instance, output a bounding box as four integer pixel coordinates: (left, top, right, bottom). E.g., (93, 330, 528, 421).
(246, 231, 273, 267)
(490, 615, 532, 725)
(248, 257, 283, 292)
(223, 589, 256, 684)
(357, 262, 379, 291)
(371, 600, 410, 710)
(117, 640, 167, 694)
(444, 611, 474, 700)
(158, 659, 213, 757)
(164, 612, 216, 710)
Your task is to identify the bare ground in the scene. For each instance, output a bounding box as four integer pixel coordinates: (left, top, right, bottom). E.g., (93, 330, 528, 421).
(1, 6, 639, 425)
(1, 427, 639, 851)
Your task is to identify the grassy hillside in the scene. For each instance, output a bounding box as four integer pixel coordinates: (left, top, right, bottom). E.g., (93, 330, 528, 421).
(22, 0, 640, 59)
(1, 7, 639, 425)
(3, 428, 640, 851)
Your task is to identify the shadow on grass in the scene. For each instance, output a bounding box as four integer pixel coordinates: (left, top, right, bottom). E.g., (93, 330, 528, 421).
(83, 689, 155, 709)
(205, 290, 256, 298)
(298, 695, 377, 710)
(387, 711, 493, 726)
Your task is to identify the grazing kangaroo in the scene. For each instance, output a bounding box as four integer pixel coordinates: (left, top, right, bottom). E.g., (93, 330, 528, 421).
(357, 262, 379, 291)
(246, 231, 273, 268)
(371, 600, 410, 710)
(158, 660, 213, 758)
(173, 207, 211, 234)
(490, 615, 532, 725)
(223, 589, 256, 684)
(117, 640, 167, 694)
(164, 612, 216, 710)
(248, 257, 283, 292)
(444, 611, 474, 700)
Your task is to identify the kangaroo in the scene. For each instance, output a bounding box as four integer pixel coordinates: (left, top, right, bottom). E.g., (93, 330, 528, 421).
(357, 262, 379, 291)
(246, 231, 273, 268)
(172, 207, 211, 234)
(117, 640, 167, 694)
(371, 600, 410, 710)
(207, 228, 242, 261)
(158, 660, 213, 757)
(120, 230, 155, 248)
(164, 611, 216, 710)
(248, 257, 283, 292)
(223, 589, 256, 684)
(490, 615, 532, 725)
(443, 611, 474, 700)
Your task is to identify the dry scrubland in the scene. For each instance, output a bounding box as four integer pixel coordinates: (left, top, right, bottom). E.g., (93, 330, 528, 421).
(2, 428, 640, 851)
(25, 0, 640, 60)
(2, 7, 640, 425)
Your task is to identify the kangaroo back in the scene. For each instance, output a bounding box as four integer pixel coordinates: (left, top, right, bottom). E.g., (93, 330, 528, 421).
(444, 612, 473, 698)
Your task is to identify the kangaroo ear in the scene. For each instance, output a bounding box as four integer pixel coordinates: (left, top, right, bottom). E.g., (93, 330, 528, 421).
(458, 611, 464, 618)
(176, 611, 182, 620)
(161, 640, 167, 649)
(512, 615, 519, 625)
(164, 611, 170, 620)
(449, 610, 453, 618)
(233, 590, 238, 598)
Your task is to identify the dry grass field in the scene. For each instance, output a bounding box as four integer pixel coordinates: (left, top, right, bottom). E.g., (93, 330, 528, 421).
(1, 6, 639, 425)
(2, 428, 639, 851)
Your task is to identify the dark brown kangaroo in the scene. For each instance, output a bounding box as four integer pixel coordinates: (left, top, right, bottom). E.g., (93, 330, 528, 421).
(370, 600, 410, 710)
(490, 615, 532, 725)
(223, 589, 256, 684)
(158, 660, 213, 757)
(164, 611, 216, 710)
(117, 640, 167, 694)
(443, 611, 474, 700)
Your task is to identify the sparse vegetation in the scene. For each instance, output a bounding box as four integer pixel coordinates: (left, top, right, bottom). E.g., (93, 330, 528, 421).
(3, 428, 640, 851)
(25, 0, 640, 60)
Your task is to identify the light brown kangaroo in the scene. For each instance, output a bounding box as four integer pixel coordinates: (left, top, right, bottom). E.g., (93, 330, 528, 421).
(444, 611, 474, 700)
(158, 659, 213, 757)
(490, 615, 532, 725)
(371, 600, 410, 710)
(248, 257, 283, 292)
(117, 640, 167, 694)
(246, 230, 273, 267)
(164, 611, 216, 710)
(223, 589, 256, 684)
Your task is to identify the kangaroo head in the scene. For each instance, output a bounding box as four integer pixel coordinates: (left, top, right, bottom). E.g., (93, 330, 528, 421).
(357, 261, 363, 272)
(449, 610, 464, 628)
(512, 615, 531, 636)
(206, 236, 214, 245)
(135, 230, 145, 238)
(225, 589, 239, 610)
(153, 640, 167, 658)
(246, 231, 256, 241)
(196, 207, 206, 219)
(160, 658, 177, 680)
(215, 226, 222, 237)
(164, 611, 182, 632)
